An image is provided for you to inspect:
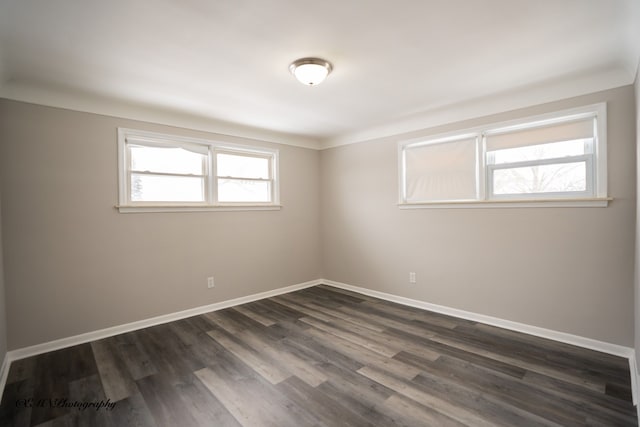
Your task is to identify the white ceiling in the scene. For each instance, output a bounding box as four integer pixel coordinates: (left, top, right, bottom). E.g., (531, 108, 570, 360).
(0, 0, 639, 149)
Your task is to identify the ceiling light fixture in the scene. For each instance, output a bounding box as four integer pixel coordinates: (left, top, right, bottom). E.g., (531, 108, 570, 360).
(289, 57, 333, 86)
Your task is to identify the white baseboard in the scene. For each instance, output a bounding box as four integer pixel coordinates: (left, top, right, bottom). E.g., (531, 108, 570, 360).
(1, 277, 637, 414)
(0, 352, 9, 403)
(632, 352, 640, 424)
(629, 352, 639, 406)
(2, 278, 322, 373)
(322, 279, 634, 359)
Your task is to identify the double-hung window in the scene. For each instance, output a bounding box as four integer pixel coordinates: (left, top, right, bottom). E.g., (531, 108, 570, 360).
(399, 103, 607, 207)
(118, 128, 279, 212)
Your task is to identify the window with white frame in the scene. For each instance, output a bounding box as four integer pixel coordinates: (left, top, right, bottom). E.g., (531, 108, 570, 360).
(118, 128, 279, 211)
(399, 104, 607, 207)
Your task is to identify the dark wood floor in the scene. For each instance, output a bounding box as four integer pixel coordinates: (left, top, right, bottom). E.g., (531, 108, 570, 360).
(0, 285, 636, 426)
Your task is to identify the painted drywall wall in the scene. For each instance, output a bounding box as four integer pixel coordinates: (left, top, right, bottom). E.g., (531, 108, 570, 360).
(634, 66, 640, 369)
(0, 190, 7, 365)
(321, 85, 636, 346)
(0, 99, 321, 350)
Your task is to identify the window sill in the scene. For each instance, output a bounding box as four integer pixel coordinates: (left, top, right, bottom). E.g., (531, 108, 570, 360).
(398, 197, 611, 209)
(116, 204, 282, 213)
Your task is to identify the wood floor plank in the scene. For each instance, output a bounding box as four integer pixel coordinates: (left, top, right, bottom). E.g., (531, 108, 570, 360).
(254, 299, 313, 322)
(299, 305, 437, 361)
(112, 333, 158, 381)
(429, 333, 606, 392)
(276, 376, 374, 427)
(522, 370, 636, 420)
(304, 326, 423, 380)
(380, 393, 469, 427)
(237, 328, 328, 387)
(202, 311, 248, 334)
(451, 323, 631, 387)
(333, 302, 439, 341)
(305, 301, 387, 332)
(136, 373, 200, 427)
(195, 367, 314, 427)
(206, 329, 290, 384)
(270, 295, 335, 322)
(105, 392, 156, 427)
(0, 379, 33, 426)
(279, 334, 365, 373)
(473, 322, 631, 371)
(358, 366, 499, 427)
(390, 327, 528, 378)
(406, 363, 564, 427)
(174, 372, 242, 427)
(296, 286, 366, 306)
(425, 355, 590, 426)
(232, 305, 277, 327)
(29, 345, 98, 425)
(136, 326, 205, 385)
(67, 374, 110, 427)
(361, 298, 464, 329)
(91, 339, 139, 403)
(5, 357, 37, 386)
(521, 373, 638, 426)
(314, 363, 405, 426)
(299, 316, 399, 358)
(315, 284, 381, 303)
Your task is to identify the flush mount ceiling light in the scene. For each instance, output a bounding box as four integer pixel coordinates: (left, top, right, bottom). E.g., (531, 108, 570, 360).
(289, 57, 333, 86)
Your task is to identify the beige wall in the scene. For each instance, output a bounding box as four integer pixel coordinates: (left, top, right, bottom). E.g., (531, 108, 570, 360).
(0, 86, 635, 351)
(0, 99, 321, 350)
(321, 85, 636, 346)
(634, 68, 640, 365)
(0, 189, 6, 363)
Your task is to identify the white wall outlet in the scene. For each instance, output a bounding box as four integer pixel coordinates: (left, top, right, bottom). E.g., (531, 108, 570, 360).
(409, 272, 416, 284)
(207, 276, 215, 288)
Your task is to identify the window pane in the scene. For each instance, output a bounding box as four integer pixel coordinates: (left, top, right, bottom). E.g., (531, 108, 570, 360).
(493, 162, 586, 195)
(131, 174, 205, 202)
(217, 179, 271, 202)
(130, 145, 205, 175)
(405, 138, 477, 202)
(490, 139, 588, 164)
(217, 153, 270, 179)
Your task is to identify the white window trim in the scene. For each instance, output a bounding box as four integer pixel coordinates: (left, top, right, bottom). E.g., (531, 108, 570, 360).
(397, 103, 609, 209)
(117, 128, 281, 213)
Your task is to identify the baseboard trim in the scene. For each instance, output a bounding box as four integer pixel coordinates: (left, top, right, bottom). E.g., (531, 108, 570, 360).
(0, 352, 10, 403)
(632, 352, 640, 424)
(629, 352, 639, 406)
(1, 277, 637, 411)
(322, 279, 634, 359)
(6, 279, 322, 364)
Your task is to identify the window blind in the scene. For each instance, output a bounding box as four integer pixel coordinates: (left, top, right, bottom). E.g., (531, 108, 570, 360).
(485, 117, 594, 152)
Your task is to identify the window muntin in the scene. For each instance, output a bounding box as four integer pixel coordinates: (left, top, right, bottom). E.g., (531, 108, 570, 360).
(118, 129, 279, 209)
(399, 104, 606, 205)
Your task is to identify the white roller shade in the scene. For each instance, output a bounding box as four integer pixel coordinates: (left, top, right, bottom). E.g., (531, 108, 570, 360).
(126, 136, 209, 155)
(404, 137, 477, 202)
(485, 117, 594, 152)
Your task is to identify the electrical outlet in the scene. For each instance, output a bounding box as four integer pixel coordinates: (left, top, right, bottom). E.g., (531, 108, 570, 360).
(207, 276, 215, 288)
(409, 272, 416, 284)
